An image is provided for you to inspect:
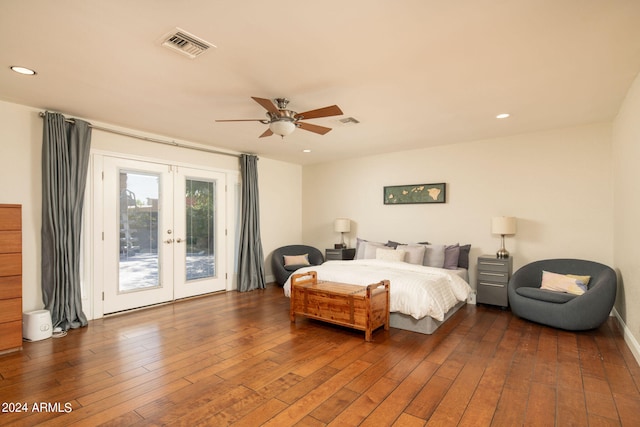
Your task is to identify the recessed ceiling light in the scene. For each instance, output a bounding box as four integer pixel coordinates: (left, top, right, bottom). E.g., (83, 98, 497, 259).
(303, 149, 312, 153)
(496, 113, 510, 119)
(10, 66, 37, 75)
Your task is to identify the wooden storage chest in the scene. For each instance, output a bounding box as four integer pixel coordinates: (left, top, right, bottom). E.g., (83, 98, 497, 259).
(290, 271, 389, 342)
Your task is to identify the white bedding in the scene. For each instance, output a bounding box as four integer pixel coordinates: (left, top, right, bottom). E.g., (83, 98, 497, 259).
(283, 259, 472, 322)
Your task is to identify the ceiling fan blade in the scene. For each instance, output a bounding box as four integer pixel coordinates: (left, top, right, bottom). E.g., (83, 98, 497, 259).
(215, 119, 265, 122)
(295, 105, 343, 120)
(251, 97, 279, 114)
(259, 128, 273, 138)
(298, 122, 332, 135)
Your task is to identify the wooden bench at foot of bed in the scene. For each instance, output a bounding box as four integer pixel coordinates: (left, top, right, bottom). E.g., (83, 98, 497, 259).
(290, 271, 390, 342)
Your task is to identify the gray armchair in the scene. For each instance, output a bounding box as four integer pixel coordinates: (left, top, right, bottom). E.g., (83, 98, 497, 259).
(271, 245, 324, 286)
(508, 259, 617, 331)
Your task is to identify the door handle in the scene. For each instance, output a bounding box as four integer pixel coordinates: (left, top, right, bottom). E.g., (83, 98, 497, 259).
(175, 238, 184, 243)
(164, 238, 174, 244)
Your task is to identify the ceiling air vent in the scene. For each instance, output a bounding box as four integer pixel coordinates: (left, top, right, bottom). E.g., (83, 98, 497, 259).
(161, 28, 215, 59)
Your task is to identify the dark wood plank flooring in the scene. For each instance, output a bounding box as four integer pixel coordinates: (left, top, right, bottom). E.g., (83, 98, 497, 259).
(1, 284, 639, 426)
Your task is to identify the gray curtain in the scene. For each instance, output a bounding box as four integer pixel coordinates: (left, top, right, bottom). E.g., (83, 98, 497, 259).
(41, 112, 92, 331)
(237, 154, 266, 291)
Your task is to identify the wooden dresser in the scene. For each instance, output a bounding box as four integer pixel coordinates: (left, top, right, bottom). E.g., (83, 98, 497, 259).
(0, 204, 22, 353)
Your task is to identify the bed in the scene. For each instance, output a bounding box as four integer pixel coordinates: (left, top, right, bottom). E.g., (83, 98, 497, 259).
(283, 258, 473, 335)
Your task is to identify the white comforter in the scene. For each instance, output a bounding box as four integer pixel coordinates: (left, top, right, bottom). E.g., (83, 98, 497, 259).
(283, 259, 472, 321)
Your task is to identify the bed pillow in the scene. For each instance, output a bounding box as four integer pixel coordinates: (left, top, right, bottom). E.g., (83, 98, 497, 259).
(540, 270, 589, 295)
(422, 244, 446, 268)
(283, 254, 310, 267)
(397, 244, 426, 265)
(458, 244, 471, 269)
(385, 240, 404, 249)
(376, 248, 406, 262)
(443, 244, 461, 269)
(363, 241, 386, 259)
(356, 238, 385, 259)
(355, 237, 368, 259)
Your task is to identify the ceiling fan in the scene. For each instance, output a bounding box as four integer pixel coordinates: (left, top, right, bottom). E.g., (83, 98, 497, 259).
(216, 97, 344, 138)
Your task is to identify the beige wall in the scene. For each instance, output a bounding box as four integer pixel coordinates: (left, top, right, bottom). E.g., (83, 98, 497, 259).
(612, 71, 640, 361)
(258, 157, 303, 282)
(302, 123, 614, 288)
(0, 102, 42, 313)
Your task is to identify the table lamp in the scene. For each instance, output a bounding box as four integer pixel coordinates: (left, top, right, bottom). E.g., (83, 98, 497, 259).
(492, 216, 516, 258)
(334, 218, 351, 248)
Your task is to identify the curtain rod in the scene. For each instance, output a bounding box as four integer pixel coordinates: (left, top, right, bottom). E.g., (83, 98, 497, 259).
(38, 111, 247, 159)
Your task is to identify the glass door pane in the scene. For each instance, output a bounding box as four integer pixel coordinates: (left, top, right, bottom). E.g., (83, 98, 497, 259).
(174, 167, 226, 299)
(102, 157, 173, 314)
(119, 171, 160, 292)
(185, 179, 215, 281)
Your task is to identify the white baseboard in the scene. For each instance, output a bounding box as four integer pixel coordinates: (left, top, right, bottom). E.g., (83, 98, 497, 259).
(612, 308, 640, 367)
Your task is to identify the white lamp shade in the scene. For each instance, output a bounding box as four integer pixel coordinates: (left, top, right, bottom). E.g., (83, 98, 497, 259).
(492, 216, 516, 235)
(269, 120, 296, 136)
(334, 218, 351, 233)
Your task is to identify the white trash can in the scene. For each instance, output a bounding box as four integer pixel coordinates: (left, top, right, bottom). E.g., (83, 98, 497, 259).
(23, 309, 53, 341)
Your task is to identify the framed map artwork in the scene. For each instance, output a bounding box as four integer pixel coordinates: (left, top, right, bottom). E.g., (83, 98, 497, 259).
(383, 183, 446, 205)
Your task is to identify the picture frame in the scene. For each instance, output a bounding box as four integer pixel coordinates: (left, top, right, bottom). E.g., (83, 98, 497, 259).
(383, 183, 446, 205)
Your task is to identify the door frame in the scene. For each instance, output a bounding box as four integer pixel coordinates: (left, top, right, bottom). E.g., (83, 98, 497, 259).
(83, 150, 240, 320)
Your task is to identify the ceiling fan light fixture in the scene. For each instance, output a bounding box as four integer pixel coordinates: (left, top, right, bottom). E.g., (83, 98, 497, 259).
(269, 119, 296, 137)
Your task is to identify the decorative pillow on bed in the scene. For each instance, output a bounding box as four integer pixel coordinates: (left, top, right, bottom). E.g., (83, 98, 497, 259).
(458, 244, 471, 269)
(540, 270, 589, 295)
(385, 240, 404, 249)
(443, 244, 461, 269)
(422, 244, 445, 268)
(356, 238, 391, 259)
(396, 244, 426, 265)
(283, 254, 310, 267)
(355, 237, 368, 259)
(363, 241, 386, 259)
(376, 247, 406, 262)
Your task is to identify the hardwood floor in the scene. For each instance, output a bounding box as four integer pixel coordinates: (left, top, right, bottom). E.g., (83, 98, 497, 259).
(1, 284, 639, 426)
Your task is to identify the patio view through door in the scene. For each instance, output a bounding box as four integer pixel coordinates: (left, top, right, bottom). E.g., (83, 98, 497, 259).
(102, 157, 226, 314)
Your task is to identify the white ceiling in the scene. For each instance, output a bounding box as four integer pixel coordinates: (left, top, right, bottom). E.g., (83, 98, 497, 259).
(2, 1, 640, 165)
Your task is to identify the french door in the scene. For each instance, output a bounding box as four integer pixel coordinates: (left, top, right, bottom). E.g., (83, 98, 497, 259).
(102, 157, 226, 314)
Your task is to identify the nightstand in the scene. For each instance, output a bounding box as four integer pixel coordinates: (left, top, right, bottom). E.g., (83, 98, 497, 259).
(476, 255, 513, 307)
(325, 248, 356, 261)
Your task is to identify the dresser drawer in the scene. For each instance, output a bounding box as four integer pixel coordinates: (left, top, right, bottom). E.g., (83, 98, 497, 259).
(0, 206, 21, 230)
(0, 320, 23, 352)
(0, 276, 21, 300)
(477, 258, 510, 272)
(0, 297, 22, 323)
(477, 282, 508, 306)
(0, 231, 21, 254)
(477, 270, 509, 284)
(0, 253, 21, 277)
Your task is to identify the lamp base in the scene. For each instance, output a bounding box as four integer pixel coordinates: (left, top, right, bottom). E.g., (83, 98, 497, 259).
(496, 234, 510, 258)
(496, 248, 510, 259)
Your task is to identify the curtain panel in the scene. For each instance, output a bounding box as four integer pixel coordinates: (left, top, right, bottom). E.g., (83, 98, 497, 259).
(41, 112, 92, 331)
(237, 154, 266, 291)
